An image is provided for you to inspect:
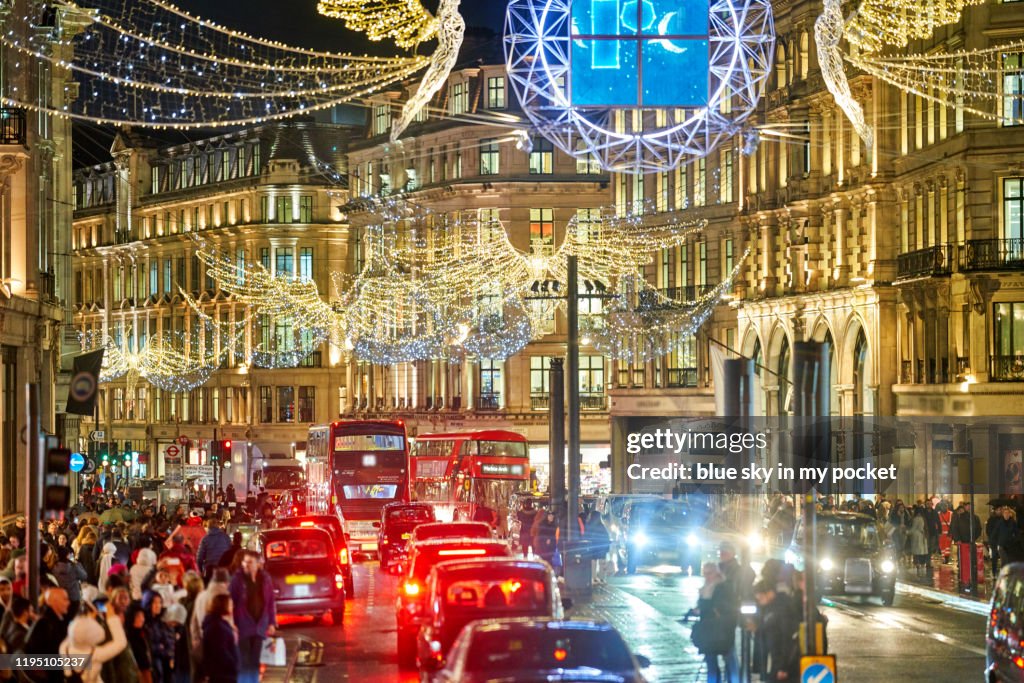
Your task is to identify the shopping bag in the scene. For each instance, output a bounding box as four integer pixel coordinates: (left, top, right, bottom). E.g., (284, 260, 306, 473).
(260, 637, 287, 667)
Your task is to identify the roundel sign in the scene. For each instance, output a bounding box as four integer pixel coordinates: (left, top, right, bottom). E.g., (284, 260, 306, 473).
(69, 452, 86, 473)
(70, 371, 97, 403)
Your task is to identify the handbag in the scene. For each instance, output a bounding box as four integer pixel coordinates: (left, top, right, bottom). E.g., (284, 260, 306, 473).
(259, 637, 287, 667)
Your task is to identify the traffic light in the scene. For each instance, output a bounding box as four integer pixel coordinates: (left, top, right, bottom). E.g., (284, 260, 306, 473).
(44, 446, 72, 511)
(213, 439, 231, 463)
(100, 444, 109, 466)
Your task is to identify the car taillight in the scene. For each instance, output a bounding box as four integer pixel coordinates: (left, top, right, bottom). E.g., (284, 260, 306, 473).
(554, 648, 568, 662)
(338, 548, 349, 565)
(300, 521, 315, 528)
(291, 506, 298, 514)
(335, 573, 344, 590)
(403, 581, 421, 597)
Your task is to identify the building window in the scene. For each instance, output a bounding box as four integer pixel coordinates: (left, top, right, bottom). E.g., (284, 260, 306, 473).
(697, 240, 707, 285)
(260, 247, 270, 270)
(259, 386, 273, 423)
(449, 81, 468, 115)
(275, 247, 294, 277)
(529, 137, 554, 175)
(487, 76, 506, 109)
(225, 387, 235, 423)
(995, 302, 1024, 368)
(1003, 53, 1024, 126)
(300, 247, 314, 280)
(113, 388, 124, 420)
(723, 150, 734, 202)
(162, 259, 172, 294)
(276, 196, 293, 224)
(479, 139, 500, 175)
(1005, 178, 1024, 240)
(529, 208, 554, 254)
(299, 196, 313, 223)
(575, 140, 601, 174)
(278, 386, 295, 422)
(723, 237, 734, 275)
(373, 103, 390, 135)
(696, 158, 707, 206)
(479, 359, 502, 408)
(530, 356, 552, 409)
(299, 386, 315, 422)
(479, 208, 502, 239)
(579, 355, 605, 395)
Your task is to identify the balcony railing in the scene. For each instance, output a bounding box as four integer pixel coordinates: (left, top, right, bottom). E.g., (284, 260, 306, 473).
(665, 367, 699, 388)
(991, 355, 1024, 381)
(530, 394, 550, 411)
(896, 244, 951, 279)
(0, 107, 27, 145)
(477, 393, 500, 411)
(580, 393, 606, 410)
(960, 239, 1024, 271)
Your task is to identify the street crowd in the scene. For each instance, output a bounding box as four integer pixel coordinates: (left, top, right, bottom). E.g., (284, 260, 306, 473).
(0, 488, 278, 683)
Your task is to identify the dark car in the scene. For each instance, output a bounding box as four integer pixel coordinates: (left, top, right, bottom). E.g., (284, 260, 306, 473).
(395, 537, 512, 668)
(276, 514, 354, 599)
(260, 527, 346, 625)
(617, 498, 702, 574)
(785, 511, 897, 605)
(379, 502, 437, 569)
(434, 618, 651, 683)
(274, 489, 307, 518)
(416, 558, 568, 676)
(987, 563, 1024, 682)
(410, 522, 494, 544)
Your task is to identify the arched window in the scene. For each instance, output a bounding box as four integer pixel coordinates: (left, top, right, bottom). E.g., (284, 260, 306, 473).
(799, 32, 810, 80)
(777, 336, 791, 415)
(775, 44, 787, 89)
(824, 329, 839, 414)
(853, 329, 872, 415)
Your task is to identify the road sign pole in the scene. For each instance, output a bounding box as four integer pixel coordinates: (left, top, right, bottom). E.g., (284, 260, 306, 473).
(25, 384, 42, 605)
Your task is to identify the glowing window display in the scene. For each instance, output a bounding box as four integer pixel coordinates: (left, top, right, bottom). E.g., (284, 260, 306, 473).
(570, 0, 709, 107)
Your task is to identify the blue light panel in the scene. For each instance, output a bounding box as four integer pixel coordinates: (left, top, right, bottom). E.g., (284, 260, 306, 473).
(570, 0, 710, 107)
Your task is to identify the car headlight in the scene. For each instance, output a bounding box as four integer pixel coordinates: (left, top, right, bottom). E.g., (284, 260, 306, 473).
(819, 557, 834, 571)
(746, 531, 763, 550)
(880, 559, 895, 574)
(632, 531, 648, 548)
(686, 532, 699, 547)
(784, 549, 798, 566)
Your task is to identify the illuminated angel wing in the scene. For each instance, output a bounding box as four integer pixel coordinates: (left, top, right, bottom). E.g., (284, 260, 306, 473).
(316, 0, 439, 49)
(319, 0, 465, 140)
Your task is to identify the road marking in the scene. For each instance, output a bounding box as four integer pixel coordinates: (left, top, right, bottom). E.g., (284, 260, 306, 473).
(827, 600, 986, 656)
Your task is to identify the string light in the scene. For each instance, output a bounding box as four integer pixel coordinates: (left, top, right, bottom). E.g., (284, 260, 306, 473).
(815, 0, 986, 146)
(0, 0, 454, 130)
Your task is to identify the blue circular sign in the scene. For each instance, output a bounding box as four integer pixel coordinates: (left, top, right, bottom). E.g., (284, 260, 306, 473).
(69, 452, 86, 473)
(70, 371, 96, 402)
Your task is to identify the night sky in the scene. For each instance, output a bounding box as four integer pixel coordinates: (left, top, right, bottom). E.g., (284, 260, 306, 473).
(173, 0, 507, 55)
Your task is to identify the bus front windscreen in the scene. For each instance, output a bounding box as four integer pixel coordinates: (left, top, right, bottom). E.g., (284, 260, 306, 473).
(334, 433, 405, 451)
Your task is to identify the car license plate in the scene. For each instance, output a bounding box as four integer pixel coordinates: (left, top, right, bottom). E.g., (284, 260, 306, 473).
(845, 584, 872, 594)
(401, 533, 411, 540)
(286, 574, 316, 585)
(362, 542, 379, 551)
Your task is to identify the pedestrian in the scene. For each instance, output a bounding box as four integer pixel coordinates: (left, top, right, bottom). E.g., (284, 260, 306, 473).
(162, 603, 190, 683)
(516, 501, 536, 552)
(532, 509, 559, 567)
(191, 567, 231, 680)
(582, 508, 610, 582)
(908, 514, 929, 577)
(202, 594, 241, 683)
(753, 580, 799, 682)
(719, 542, 755, 604)
(75, 528, 100, 585)
(228, 551, 277, 683)
(196, 518, 233, 580)
(143, 591, 175, 683)
(938, 504, 953, 563)
(159, 534, 198, 586)
(889, 501, 911, 565)
(225, 484, 237, 504)
(24, 587, 71, 683)
(126, 602, 154, 683)
(2, 517, 26, 548)
(689, 562, 738, 683)
(990, 506, 1021, 575)
(167, 512, 207, 556)
(924, 498, 942, 562)
(0, 576, 10, 623)
(218, 532, 244, 571)
(51, 546, 87, 617)
(0, 595, 34, 653)
(58, 601, 128, 683)
(131, 548, 159, 601)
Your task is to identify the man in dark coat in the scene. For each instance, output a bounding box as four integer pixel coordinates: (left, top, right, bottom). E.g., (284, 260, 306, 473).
(196, 519, 233, 578)
(754, 580, 800, 682)
(229, 551, 277, 683)
(24, 588, 70, 683)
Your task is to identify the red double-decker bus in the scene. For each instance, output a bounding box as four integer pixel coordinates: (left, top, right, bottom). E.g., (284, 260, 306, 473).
(410, 429, 530, 536)
(306, 419, 410, 555)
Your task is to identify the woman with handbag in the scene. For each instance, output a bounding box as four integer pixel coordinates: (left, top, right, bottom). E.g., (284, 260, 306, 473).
(690, 562, 739, 683)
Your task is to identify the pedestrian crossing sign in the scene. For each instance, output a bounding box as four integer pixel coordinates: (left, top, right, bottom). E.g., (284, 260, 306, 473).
(800, 655, 837, 683)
